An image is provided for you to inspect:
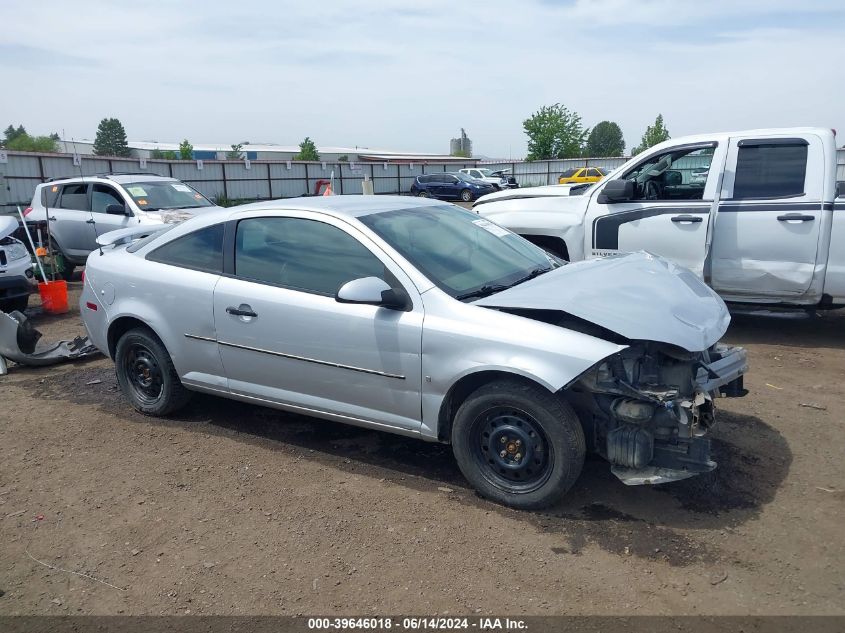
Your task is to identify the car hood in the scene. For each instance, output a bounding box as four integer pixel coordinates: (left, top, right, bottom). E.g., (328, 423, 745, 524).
(146, 205, 224, 224)
(473, 252, 730, 352)
(474, 184, 592, 206)
(0, 216, 18, 240)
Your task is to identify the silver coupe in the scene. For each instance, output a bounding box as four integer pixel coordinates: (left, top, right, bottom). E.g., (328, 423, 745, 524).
(80, 196, 747, 509)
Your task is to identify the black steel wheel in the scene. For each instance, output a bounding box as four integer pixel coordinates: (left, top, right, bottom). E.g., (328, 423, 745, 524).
(115, 327, 192, 416)
(452, 380, 585, 510)
(471, 406, 553, 493)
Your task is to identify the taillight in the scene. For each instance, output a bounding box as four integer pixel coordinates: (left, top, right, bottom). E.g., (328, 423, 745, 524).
(23, 207, 33, 216)
(85, 301, 98, 311)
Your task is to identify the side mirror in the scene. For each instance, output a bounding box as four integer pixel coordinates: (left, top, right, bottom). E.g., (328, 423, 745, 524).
(106, 203, 129, 216)
(597, 179, 635, 204)
(836, 181, 845, 198)
(336, 277, 411, 311)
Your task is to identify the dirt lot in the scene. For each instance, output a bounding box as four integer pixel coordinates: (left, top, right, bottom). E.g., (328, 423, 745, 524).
(0, 280, 843, 616)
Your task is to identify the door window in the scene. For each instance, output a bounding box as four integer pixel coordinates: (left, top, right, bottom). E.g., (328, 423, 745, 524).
(91, 184, 125, 213)
(731, 141, 807, 199)
(620, 146, 715, 201)
(146, 223, 224, 273)
(59, 183, 90, 210)
(560, 169, 578, 178)
(235, 217, 388, 296)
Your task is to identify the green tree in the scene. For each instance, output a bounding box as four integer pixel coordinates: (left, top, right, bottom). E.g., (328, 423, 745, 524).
(150, 148, 165, 159)
(179, 139, 193, 160)
(632, 114, 670, 155)
(226, 143, 244, 160)
(162, 150, 178, 160)
(93, 117, 130, 157)
(6, 134, 59, 152)
(451, 148, 471, 158)
(337, 155, 349, 162)
(3, 124, 27, 147)
(523, 104, 586, 160)
(585, 121, 625, 157)
(294, 136, 319, 161)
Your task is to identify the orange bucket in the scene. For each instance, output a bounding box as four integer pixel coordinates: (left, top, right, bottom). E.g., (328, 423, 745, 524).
(38, 280, 69, 314)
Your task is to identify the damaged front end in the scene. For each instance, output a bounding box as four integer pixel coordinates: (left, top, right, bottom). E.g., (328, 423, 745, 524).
(564, 341, 748, 485)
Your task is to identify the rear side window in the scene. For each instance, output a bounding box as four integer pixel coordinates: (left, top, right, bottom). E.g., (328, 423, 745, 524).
(732, 141, 808, 199)
(59, 183, 90, 211)
(235, 217, 387, 295)
(147, 223, 224, 273)
(41, 184, 61, 208)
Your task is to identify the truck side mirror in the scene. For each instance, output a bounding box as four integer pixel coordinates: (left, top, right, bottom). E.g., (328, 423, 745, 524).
(597, 179, 635, 204)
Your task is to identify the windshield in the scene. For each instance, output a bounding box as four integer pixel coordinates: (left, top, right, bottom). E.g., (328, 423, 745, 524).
(359, 205, 558, 300)
(476, 169, 494, 177)
(120, 181, 214, 211)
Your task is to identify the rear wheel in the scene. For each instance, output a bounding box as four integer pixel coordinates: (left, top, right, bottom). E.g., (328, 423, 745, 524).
(115, 327, 192, 416)
(460, 188, 472, 202)
(452, 380, 585, 510)
(49, 239, 75, 281)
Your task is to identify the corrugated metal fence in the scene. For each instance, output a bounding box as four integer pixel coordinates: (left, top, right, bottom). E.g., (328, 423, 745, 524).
(2, 149, 844, 214)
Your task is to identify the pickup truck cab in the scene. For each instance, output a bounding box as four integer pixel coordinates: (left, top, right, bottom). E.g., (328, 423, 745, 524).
(476, 127, 845, 308)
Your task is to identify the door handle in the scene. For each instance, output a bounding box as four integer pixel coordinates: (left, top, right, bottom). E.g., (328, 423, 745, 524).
(671, 215, 703, 223)
(86, 219, 96, 224)
(226, 305, 258, 318)
(777, 214, 814, 222)
(48, 216, 56, 221)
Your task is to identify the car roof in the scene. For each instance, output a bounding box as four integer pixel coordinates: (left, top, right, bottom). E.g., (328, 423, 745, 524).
(40, 174, 178, 186)
(227, 194, 450, 220)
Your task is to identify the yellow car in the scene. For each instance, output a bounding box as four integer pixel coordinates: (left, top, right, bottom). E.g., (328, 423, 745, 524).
(558, 167, 606, 184)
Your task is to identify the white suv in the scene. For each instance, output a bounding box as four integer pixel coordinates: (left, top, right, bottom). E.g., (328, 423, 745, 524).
(458, 168, 514, 190)
(0, 216, 36, 313)
(25, 173, 221, 279)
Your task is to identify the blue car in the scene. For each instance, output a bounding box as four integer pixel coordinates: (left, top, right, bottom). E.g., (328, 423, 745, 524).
(410, 172, 497, 202)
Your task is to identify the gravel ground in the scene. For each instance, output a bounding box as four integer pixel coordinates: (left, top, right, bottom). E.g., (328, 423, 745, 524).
(0, 278, 843, 616)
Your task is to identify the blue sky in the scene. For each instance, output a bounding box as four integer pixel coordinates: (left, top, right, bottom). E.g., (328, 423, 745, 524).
(1, 0, 842, 158)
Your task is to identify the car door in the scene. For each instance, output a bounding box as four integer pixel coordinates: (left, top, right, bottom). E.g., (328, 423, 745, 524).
(51, 182, 96, 260)
(213, 212, 424, 431)
(442, 174, 461, 199)
(88, 183, 136, 251)
(711, 134, 824, 297)
(585, 141, 726, 278)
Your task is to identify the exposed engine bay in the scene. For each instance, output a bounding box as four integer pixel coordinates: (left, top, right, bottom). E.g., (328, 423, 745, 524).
(565, 340, 748, 485)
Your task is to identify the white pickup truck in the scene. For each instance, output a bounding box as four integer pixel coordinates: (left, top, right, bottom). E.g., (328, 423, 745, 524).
(476, 127, 845, 308)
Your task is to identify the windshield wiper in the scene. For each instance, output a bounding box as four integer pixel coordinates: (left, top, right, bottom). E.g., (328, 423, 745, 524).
(507, 266, 553, 288)
(456, 284, 510, 301)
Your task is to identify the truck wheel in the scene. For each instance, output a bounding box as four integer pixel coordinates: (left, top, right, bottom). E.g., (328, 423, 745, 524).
(115, 327, 192, 416)
(451, 380, 585, 510)
(460, 189, 472, 202)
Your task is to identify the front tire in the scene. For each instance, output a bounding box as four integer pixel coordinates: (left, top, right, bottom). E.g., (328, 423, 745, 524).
(417, 190, 430, 198)
(452, 380, 585, 510)
(115, 327, 192, 416)
(460, 188, 472, 202)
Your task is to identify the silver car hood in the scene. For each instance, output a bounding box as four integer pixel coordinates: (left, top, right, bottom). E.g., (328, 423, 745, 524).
(0, 216, 18, 240)
(474, 252, 730, 352)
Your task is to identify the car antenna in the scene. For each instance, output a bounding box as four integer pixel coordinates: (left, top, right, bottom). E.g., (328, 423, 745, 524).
(71, 136, 103, 256)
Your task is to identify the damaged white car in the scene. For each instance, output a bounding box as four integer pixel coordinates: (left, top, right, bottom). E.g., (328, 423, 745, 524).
(80, 197, 748, 509)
